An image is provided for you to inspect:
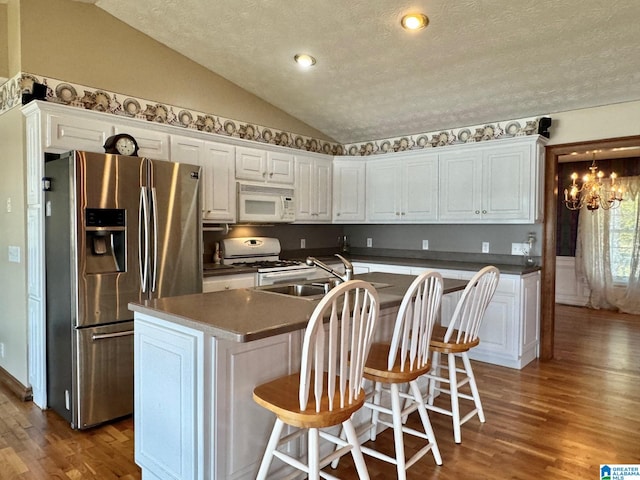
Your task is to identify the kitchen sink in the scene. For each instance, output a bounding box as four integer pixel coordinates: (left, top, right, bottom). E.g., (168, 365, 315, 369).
(254, 279, 391, 300)
(259, 283, 327, 297)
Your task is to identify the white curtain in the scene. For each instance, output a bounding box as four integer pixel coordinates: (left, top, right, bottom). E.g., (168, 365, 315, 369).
(576, 175, 640, 314)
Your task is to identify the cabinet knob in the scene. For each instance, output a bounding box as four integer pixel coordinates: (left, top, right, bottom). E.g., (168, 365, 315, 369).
(262, 172, 267, 178)
(269, 172, 273, 178)
(475, 210, 480, 214)
(482, 210, 487, 214)
(336, 212, 341, 216)
(401, 212, 406, 216)
(224, 286, 230, 290)
(396, 212, 400, 216)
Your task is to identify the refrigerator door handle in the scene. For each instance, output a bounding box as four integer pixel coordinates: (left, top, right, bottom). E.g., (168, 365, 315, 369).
(139, 187, 150, 293)
(151, 186, 159, 293)
(91, 330, 135, 341)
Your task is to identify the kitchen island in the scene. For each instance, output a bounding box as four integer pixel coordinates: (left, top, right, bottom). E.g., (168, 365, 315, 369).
(128, 272, 466, 480)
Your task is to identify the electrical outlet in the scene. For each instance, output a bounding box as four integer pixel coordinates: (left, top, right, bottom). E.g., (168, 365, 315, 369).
(422, 239, 429, 250)
(482, 242, 490, 253)
(8, 246, 20, 263)
(300, 238, 306, 249)
(367, 238, 373, 248)
(511, 242, 529, 255)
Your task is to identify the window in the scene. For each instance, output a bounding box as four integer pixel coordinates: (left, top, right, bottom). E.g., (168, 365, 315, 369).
(609, 196, 638, 284)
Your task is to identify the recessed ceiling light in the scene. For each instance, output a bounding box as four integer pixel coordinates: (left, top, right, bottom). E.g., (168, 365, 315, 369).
(401, 13, 429, 31)
(294, 54, 316, 68)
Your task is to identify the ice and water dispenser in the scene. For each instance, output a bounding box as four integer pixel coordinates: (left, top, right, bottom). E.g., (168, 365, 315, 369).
(84, 208, 126, 274)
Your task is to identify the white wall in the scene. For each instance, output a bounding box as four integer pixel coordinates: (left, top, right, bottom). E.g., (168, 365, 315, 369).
(0, 106, 28, 385)
(548, 100, 640, 145)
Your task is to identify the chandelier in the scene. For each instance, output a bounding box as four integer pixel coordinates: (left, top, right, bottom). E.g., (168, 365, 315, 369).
(564, 154, 624, 211)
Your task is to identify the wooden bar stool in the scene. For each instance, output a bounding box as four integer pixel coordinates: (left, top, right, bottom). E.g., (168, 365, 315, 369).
(424, 265, 499, 444)
(331, 271, 444, 479)
(253, 280, 380, 480)
(359, 271, 443, 479)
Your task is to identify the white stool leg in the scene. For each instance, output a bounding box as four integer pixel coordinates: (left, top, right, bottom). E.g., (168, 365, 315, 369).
(390, 383, 407, 480)
(462, 352, 485, 422)
(343, 419, 370, 480)
(409, 380, 442, 465)
(308, 427, 320, 479)
(448, 353, 462, 444)
(256, 418, 285, 480)
(427, 351, 439, 405)
(370, 381, 382, 441)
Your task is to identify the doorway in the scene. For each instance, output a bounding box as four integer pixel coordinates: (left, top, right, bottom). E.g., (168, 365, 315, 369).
(540, 135, 640, 360)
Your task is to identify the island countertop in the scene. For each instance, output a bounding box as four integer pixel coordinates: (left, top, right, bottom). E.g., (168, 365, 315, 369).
(129, 272, 467, 342)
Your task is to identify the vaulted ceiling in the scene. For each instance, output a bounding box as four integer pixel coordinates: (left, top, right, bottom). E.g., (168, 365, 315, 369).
(81, 1, 640, 144)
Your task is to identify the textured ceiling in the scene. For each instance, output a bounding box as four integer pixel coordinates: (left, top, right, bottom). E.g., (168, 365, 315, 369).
(86, 0, 640, 144)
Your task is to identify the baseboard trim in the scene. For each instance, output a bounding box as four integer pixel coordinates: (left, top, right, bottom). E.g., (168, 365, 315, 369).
(0, 366, 33, 401)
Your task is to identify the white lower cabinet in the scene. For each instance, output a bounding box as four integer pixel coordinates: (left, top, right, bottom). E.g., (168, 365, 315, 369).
(359, 262, 540, 369)
(352, 262, 412, 275)
(134, 312, 302, 480)
(134, 314, 204, 480)
(203, 273, 255, 293)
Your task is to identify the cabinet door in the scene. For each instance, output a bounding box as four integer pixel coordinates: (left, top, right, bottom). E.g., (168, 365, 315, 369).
(481, 144, 532, 222)
(202, 274, 255, 292)
(438, 150, 482, 222)
(294, 156, 314, 221)
(134, 315, 203, 480)
(266, 151, 294, 184)
(366, 160, 402, 221)
(46, 112, 113, 153)
(202, 142, 236, 222)
(114, 125, 170, 160)
(332, 160, 366, 222)
(403, 155, 438, 221)
(314, 157, 333, 221)
(235, 146, 266, 181)
(520, 272, 540, 362)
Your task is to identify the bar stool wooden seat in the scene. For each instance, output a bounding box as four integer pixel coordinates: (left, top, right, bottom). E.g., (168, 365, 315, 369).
(424, 265, 499, 444)
(253, 279, 380, 480)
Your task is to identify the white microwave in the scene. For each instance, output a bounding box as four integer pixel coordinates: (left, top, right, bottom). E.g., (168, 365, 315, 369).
(237, 182, 296, 223)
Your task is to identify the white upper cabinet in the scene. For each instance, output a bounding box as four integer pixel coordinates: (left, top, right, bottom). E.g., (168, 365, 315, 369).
(235, 146, 294, 184)
(170, 135, 236, 223)
(45, 111, 113, 153)
(114, 124, 170, 160)
(367, 153, 438, 222)
(332, 158, 366, 222)
(294, 154, 332, 222)
(438, 137, 543, 223)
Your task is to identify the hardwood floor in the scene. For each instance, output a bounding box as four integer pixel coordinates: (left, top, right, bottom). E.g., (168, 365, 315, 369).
(1, 304, 639, 479)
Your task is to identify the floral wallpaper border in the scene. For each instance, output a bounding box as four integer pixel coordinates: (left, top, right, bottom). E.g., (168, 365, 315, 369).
(1, 72, 545, 156)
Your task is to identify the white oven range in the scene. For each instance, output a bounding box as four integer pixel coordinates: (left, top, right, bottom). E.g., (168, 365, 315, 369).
(221, 237, 321, 286)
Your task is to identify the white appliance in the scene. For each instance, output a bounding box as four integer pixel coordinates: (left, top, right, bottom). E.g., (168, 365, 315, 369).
(221, 237, 319, 285)
(237, 182, 295, 223)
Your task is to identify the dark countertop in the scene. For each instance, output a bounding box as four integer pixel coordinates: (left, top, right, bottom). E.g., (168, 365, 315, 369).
(130, 272, 468, 342)
(204, 251, 541, 278)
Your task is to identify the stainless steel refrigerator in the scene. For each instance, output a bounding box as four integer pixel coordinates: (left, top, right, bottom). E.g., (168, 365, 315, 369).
(44, 150, 202, 429)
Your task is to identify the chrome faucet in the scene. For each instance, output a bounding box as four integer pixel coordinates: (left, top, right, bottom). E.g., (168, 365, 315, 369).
(305, 254, 353, 283)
